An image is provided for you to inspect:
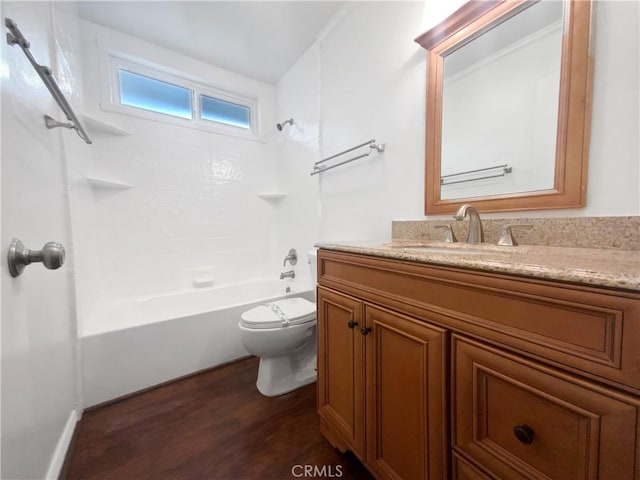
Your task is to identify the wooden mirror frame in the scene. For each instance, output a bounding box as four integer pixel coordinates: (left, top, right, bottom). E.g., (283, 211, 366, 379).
(415, 0, 593, 215)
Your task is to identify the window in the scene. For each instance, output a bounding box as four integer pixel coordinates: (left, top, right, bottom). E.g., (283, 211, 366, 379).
(200, 95, 250, 130)
(119, 70, 193, 119)
(106, 55, 258, 137)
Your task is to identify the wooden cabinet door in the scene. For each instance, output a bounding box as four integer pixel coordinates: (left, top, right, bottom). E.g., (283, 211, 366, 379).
(317, 286, 365, 455)
(364, 304, 448, 480)
(452, 335, 640, 480)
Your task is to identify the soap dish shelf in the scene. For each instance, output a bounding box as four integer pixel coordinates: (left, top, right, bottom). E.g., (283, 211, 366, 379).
(85, 176, 133, 190)
(257, 193, 287, 200)
(81, 114, 130, 136)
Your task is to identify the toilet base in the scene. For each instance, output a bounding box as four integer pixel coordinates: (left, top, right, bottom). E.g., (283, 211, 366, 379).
(256, 346, 317, 396)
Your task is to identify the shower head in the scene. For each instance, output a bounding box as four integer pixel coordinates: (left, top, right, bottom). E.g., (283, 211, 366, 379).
(277, 118, 294, 131)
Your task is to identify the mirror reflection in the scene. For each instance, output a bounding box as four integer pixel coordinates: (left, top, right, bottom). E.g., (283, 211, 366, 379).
(440, 1, 564, 200)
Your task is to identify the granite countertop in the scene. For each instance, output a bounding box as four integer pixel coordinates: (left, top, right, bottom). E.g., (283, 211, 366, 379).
(315, 240, 640, 292)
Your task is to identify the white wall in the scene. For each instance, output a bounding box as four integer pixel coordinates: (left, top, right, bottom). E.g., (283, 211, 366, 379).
(586, 0, 640, 217)
(1, 2, 81, 478)
(316, 1, 427, 241)
(274, 44, 321, 282)
(420, 0, 467, 33)
(276, 0, 640, 246)
(74, 20, 280, 326)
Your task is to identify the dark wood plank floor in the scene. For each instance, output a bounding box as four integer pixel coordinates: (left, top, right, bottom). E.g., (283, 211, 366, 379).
(65, 357, 373, 480)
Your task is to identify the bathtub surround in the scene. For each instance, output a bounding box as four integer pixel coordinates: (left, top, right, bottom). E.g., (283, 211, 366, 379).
(74, 19, 280, 322)
(392, 216, 640, 251)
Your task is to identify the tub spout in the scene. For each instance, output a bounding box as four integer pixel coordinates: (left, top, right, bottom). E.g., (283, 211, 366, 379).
(280, 270, 295, 280)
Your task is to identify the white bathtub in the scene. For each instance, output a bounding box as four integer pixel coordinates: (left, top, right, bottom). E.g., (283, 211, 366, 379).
(81, 278, 314, 407)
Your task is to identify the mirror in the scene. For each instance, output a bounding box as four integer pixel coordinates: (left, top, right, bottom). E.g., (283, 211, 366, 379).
(416, 0, 593, 215)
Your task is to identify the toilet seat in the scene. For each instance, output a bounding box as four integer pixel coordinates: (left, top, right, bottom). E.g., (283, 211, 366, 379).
(240, 297, 316, 329)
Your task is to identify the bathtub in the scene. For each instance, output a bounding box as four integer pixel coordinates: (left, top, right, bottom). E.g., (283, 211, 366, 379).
(81, 278, 314, 407)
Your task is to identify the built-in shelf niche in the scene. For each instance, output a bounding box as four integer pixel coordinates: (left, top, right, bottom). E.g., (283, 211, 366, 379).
(81, 114, 130, 137)
(85, 176, 133, 190)
(257, 193, 287, 200)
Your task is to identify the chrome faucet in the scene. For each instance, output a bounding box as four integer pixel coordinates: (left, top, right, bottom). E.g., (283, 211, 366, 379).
(454, 204, 484, 244)
(280, 270, 295, 280)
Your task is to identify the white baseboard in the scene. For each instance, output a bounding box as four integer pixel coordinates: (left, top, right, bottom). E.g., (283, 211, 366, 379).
(45, 409, 79, 479)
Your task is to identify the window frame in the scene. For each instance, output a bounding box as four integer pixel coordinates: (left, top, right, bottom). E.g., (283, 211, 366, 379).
(104, 54, 259, 139)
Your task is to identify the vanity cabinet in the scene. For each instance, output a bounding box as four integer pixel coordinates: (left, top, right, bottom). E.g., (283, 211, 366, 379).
(316, 249, 640, 480)
(317, 287, 448, 480)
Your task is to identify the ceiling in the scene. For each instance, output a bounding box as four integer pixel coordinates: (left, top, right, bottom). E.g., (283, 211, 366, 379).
(77, 1, 345, 84)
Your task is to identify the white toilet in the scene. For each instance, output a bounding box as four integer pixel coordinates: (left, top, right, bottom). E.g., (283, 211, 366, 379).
(239, 250, 318, 396)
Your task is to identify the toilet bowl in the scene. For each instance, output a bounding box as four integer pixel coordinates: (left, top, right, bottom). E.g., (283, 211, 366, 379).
(239, 250, 318, 396)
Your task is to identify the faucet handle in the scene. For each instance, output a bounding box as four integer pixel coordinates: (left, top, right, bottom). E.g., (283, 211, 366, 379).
(497, 224, 533, 246)
(433, 224, 457, 243)
(283, 248, 298, 267)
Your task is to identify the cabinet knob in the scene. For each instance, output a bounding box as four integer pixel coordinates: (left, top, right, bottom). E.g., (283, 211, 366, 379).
(513, 424, 535, 445)
(360, 327, 371, 336)
(347, 320, 358, 329)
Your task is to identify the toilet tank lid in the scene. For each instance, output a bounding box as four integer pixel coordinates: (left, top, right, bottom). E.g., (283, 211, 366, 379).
(241, 297, 316, 327)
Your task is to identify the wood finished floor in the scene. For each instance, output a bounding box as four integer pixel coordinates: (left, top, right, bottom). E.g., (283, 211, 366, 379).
(65, 357, 373, 480)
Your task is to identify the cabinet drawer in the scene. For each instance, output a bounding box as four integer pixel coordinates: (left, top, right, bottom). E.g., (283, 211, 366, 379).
(453, 453, 492, 480)
(452, 335, 639, 480)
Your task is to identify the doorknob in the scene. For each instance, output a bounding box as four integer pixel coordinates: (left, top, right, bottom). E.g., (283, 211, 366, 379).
(7, 238, 65, 277)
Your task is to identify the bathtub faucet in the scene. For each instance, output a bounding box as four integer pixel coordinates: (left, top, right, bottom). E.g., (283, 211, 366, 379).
(283, 248, 298, 267)
(280, 270, 295, 280)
